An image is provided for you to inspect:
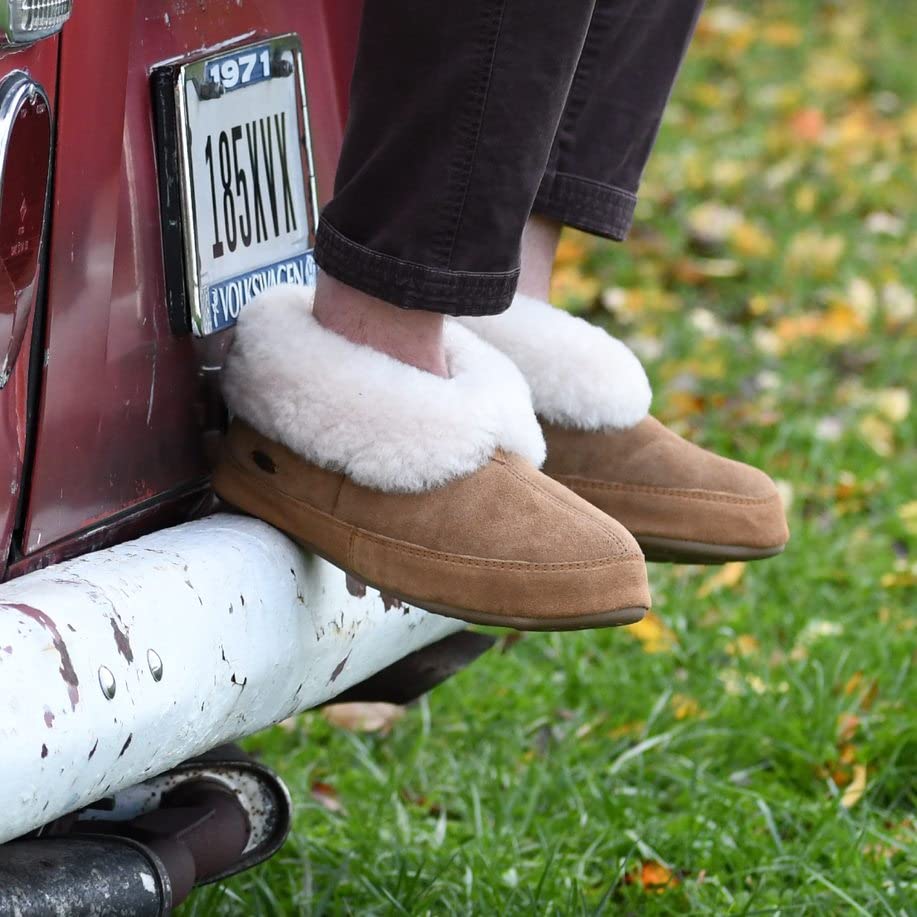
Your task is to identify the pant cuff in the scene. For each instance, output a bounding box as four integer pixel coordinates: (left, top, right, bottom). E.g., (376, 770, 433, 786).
(314, 219, 519, 316)
(533, 172, 637, 241)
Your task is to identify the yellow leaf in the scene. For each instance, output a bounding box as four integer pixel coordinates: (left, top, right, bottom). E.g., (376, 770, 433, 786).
(881, 569, 917, 589)
(841, 765, 868, 808)
(609, 720, 645, 739)
(627, 612, 678, 654)
(671, 694, 704, 720)
(899, 501, 917, 536)
(731, 220, 775, 258)
(873, 388, 910, 423)
(697, 562, 747, 598)
(785, 231, 846, 278)
(762, 22, 803, 47)
(726, 634, 760, 657)
(858, 414, 894, 457)
(805, 54, 866, 95)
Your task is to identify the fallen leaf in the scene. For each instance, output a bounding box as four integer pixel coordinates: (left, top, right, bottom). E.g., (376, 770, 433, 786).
(837, 713, 861, 743)
(858, 414, 894, 457)
(311, 781, 346, 815)
(609, 720, 645, 739)
(841, 765, 868, 808)
(762, 22, 803, 47)
(627, 612, 678, 654)
(789, 107, 826, 142)
(899, 501, 917, 536)
(697, 562, 746, 598)
(726, 634, 760, 657)
(872, 388, 910, 423)
(323, 702, 405, 734)
(785, 231, 846, 278)
(671, 694, 704, 720)
(625, 860, 681, 894)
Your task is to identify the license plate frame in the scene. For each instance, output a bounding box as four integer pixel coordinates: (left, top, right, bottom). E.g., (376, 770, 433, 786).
(152, 34, 319, 337)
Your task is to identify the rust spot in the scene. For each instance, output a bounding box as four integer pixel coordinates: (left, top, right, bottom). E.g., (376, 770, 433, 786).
(11, 604, 80, 710)
(345, 575, 367, 599)
(118, 734, 133, 758)
(88, 740, 98, 760)
(251, 450, 277, 473)
(41, 744, 48, 759)
(109, 618, 133, 663)
(43, 707, 55, 728)
(329, 652, 351, 683)
(380, 592, 403, 612)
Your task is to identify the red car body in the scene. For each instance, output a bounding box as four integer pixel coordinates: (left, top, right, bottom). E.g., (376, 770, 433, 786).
(0, 0, 361, 581)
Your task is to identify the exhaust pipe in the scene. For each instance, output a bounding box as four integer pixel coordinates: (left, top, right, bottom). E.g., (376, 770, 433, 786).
(0, 744, 292, 915)
(0, 837, 172, 916)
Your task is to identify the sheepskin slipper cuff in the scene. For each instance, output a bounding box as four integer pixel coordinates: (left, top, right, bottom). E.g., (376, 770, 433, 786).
(221, 285, 546, 494)
(457, 294, 652, 431)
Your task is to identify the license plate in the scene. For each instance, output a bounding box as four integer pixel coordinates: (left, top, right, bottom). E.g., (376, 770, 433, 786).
(154, 35, 319, 336)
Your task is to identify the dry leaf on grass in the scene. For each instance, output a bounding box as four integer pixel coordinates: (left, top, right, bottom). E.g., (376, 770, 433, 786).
(841, 765, 868, 808)
(697, 562, 746, 598)
(311, 781, 346, 815)
(627, 612, 678, 654)
(625, 860, 681, 894)
(323, 702, 405, 734)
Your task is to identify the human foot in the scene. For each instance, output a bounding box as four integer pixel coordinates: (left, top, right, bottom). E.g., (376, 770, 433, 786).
(215, 285, 650, 629)
(459, 295, 789, 564)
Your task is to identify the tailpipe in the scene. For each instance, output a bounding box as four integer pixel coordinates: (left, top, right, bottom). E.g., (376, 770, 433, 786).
(0, 837, 172, 916)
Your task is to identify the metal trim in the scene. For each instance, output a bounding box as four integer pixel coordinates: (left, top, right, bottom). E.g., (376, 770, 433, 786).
(0, 0, 73, 47)
(0, 71, 52, 390)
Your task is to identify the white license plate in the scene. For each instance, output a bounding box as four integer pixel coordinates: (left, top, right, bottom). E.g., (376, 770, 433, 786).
(173, 35, 318, 336)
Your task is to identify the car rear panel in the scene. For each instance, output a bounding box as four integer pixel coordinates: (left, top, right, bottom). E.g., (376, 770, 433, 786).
(12, 0, 361, 567)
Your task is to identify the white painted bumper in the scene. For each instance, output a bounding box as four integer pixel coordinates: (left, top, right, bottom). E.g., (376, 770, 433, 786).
(0, 514, 462, 845)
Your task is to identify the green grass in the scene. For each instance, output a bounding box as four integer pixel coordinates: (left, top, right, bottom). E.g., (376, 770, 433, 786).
(181, 1, 916, 912)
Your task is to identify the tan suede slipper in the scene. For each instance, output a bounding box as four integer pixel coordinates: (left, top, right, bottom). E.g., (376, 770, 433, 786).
(460, 294, 789, 564)
(213, 285, 650, 630)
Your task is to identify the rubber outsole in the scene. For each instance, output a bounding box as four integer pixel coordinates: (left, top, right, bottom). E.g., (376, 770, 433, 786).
(638, 534, 786, 565)
(213, 459, 648, 632)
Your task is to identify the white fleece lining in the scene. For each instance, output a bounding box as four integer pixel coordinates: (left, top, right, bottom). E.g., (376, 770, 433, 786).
(458, 294, 652, 431)
(222, 285, 546, 493)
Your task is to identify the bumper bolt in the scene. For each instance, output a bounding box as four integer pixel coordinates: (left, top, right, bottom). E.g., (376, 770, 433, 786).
(98, 665, 116, 700)
(148, 649, 163, 682)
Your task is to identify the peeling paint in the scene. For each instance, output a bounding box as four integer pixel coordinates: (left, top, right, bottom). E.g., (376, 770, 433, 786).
(2, 645, 11, 654)
(329, 652, 351, 683)
(41, 744, 48, 759)
(109, 617, 134, 663)
(88, 740, 98, 760)
(10, 604, 80, 710)
(118, 734, 133, 758)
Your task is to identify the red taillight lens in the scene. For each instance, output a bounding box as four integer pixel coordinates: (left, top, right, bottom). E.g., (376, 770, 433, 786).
(0, 72, 51, 387)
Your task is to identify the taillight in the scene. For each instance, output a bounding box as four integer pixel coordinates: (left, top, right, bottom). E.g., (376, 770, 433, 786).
(0, 72, 52, 388)
(1, 0, 73, 45)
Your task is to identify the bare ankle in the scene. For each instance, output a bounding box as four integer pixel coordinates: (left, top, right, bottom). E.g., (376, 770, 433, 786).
(313, 273, 449, 377)
(518, 215, 563, 303)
